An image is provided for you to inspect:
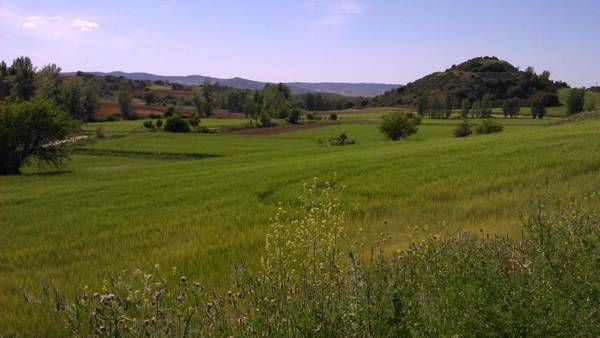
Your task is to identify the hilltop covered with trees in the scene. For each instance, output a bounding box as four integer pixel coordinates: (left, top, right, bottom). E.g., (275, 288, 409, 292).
(373, 57, 569, 108)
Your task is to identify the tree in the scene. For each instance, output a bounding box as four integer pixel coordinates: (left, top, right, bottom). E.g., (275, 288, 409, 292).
(143, 91, 157, 105)
(117, 81, 134, 119)
(480, 94, 492, 118)
(60, 77, 85, 120)
(81, 78, 100, 121)
(0, 60, 10, 99)
(262, 83, 294, 120)
(453, 119, 472, 137)
(567, 88, 586, 115)
(379, 112, 421, 141)
(164, 115, 190, 133)
(530, 97, 546, 119)
(35, 63, 62, 103)
(471, 101, 481, 118)
(10, 56, 36, 100)
(460, 99, 471, 118)
(287, 107, 301, 124)
(201, 80, 218, 116)
(444, 94, 454, 119)
(502, 98, 520, 118)
(0, 100, 79, 175)
(417, 96, 429, 117)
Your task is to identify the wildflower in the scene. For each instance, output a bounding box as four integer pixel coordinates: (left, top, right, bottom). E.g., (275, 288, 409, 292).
(180, 276, 187, 284)
(100, 293, 114, 304)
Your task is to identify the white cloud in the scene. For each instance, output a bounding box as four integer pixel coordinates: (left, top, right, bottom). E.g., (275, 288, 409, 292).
(22, 15, 63, 30)
(71, 19, 99, 32)
(301, 0, 365, 29)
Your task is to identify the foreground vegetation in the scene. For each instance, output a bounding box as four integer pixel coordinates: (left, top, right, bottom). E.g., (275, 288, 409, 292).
(2, 112, 600, 334)
(38, 181, 600, 336)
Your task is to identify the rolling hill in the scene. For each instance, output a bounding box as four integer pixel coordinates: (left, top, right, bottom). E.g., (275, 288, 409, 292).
(72, 71, 400, 97)
(373, 56, 569, 106)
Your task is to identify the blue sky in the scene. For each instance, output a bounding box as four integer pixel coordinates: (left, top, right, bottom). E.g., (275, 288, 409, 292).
(0, 0, 598, 86)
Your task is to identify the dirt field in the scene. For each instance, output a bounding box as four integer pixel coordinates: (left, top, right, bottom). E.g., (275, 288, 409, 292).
(96, 99, 245, 119)
(228, 122, 332, 135)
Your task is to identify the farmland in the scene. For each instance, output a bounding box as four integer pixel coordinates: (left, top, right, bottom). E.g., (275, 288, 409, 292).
(1, 110, 599, 334)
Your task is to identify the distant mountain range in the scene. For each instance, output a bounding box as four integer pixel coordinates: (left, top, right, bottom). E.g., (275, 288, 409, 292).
(74, 71, 400, 97)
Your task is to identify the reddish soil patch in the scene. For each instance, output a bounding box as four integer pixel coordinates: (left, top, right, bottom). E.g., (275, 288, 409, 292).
(229, 123, 332, 136)
(96, 100, 246, 119)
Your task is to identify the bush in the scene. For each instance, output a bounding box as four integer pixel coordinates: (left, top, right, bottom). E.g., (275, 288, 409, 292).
(0, 100, 79, 175)
(259, 112, 272, 127)
(329, 113, 338, 120)
(156, 118, 163, 129)
(475, 119, 503, 134)
(319, 132, 356, 146)
(379, 112, 421, 140)
(189, 114, 200, 128)
(142, 120, 154, 130)
(39, 182, 600, 337)
(306, 112, 318, 120)
(286, 107, 300, 124)
(453, 119, 472, 137)
(163, 115, 190, 133)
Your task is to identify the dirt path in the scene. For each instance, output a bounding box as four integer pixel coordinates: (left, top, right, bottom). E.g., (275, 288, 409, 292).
(228, 123, 333, 136)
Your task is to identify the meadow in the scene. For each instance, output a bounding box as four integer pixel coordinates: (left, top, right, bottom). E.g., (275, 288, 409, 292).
(1, 111, 600, 334)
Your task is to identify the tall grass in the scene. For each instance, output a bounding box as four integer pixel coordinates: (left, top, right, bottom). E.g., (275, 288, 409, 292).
(37, 181, 600, 336)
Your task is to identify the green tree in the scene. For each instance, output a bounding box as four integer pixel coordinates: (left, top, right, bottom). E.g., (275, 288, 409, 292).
(286, 107, 301, 124)
(530, 97, 546, 119)
(460, 98, 471, 118)
(0, 100, 79, 175)
(417, 96, 429, 117)
(82, 78, 100, 121)
(117, 81, 134, 119)
(201, 80, 218, 116)
(262, 83, 294, 121)
(35, 64, 62, 103)
(379, 112, 421, 141)
(59, 77, 85, 120)
(480, 94, 492, 118)
(444, 94, 454, 118)
(567, 88, 586, 115)
(502, 98, 520, 118)
(0, 60, 11, 99)
(10, 56, 36, 100)
(143, 91, 157, 105)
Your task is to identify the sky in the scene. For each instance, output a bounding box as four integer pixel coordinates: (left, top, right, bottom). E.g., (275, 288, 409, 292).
(0, 0, 598, 86)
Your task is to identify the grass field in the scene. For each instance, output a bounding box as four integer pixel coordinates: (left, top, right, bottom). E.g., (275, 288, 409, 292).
(1, 112, 600, 334)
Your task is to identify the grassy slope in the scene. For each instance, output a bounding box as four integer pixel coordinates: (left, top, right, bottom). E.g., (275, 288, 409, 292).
(1, 115, 600, 334)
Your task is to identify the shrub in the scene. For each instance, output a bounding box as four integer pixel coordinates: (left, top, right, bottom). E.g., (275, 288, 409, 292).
(379, 112, 421, 140)
(142, 120, 154, 130)
(329, 113, 338, 120)
(475, 119, 503, 134)
(39, 182, 600, 337)
(0, 99, 79, 175)
(189, 113, 200, 128)
(453, 119, 472, 137)
(163, 115, 190, 133)
(286, 107, 300, 124)
(156, 118, 163, 129)
(306, 112, 317, 120)
(319, 132, 356, 146)
(259, 112, 272, 127)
